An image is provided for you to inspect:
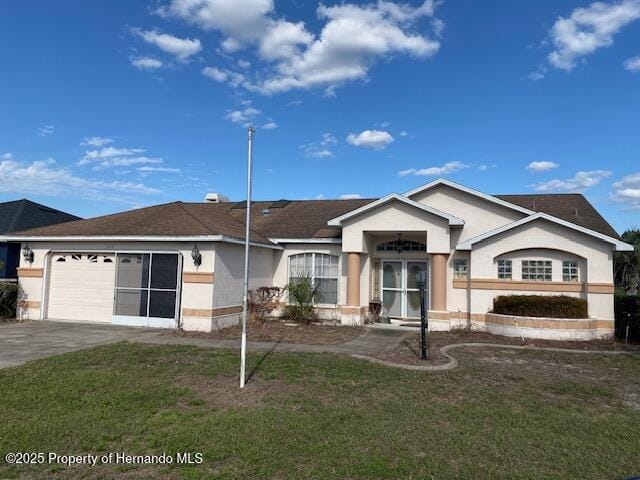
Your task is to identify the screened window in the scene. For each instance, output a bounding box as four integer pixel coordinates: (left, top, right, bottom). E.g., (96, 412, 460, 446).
(288, 253, 339, 304)
(115, 253, 179, 319)
(522, 260, 552, 282)
(562, 260, 579, 282)
(453, 259, 468, 279)
(497, 260, 512, 279)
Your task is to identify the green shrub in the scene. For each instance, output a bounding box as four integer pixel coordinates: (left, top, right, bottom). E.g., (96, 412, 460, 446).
(492, 295, 588, 319)
(285, 274, 319, 324)
(0, 282, 19, 319)
(614, 294, 640, 341)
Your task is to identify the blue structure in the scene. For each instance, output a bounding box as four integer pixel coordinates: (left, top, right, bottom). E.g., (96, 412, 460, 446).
(0, 199, 79, 280)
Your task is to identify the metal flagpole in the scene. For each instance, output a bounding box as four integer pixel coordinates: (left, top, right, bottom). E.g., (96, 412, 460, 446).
(240, 125, 255, 389)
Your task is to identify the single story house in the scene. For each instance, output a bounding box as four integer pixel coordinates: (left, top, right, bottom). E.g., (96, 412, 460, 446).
(0, 199, 79, 280)
(2, 179, 632, 339)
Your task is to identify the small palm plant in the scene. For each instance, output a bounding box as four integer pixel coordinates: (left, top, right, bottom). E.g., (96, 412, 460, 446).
(0, 282, 19, 319)
(285, 272, 320, 324)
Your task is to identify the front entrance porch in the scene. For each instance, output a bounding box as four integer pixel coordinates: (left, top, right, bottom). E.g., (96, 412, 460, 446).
(339, 231, 450, 326)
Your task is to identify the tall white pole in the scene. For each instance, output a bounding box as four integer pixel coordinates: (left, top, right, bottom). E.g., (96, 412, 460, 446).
(240, 125, 255, 389)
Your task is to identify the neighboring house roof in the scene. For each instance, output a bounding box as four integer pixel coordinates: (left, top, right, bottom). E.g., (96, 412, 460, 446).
(0, 199, 80, 235)
(456, 212, 633, 252)
(7, 202, 275, 247)
(326, 193, 465, 227)
(494, 193, 620, 239)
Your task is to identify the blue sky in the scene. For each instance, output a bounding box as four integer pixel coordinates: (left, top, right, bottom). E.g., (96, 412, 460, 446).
(1, 0, 639, 233)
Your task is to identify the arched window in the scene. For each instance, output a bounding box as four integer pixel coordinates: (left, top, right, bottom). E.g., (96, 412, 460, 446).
(288, 253, 339, 304)
(376, 240, 426, 252)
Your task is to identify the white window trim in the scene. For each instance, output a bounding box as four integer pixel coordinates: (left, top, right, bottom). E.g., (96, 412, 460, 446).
(497, 259, 512, 280)
(453, 258, 469, 279)
(562, 260, 580, 282)
(287, 252, 340, 306)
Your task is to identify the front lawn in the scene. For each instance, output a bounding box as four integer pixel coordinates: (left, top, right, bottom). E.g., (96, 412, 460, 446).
(0, 342, 639, 479)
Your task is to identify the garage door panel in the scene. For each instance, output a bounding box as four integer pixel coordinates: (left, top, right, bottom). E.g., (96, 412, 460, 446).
(47, 253, 115, 322)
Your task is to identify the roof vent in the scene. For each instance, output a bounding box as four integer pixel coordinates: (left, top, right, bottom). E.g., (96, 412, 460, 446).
(204, 193, 229, 204)
(262, 208, 271, 216)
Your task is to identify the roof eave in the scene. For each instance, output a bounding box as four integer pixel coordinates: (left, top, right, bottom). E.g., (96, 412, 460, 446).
(404, 178, 535, 215)
(456, 213, 634, 252)
(327, 193, 465, 227)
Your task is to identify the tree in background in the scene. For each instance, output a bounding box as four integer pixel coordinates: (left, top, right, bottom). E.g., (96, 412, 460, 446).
(614, 229, 640, 296)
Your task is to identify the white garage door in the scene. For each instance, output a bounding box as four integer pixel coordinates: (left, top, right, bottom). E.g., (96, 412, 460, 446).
(47, 253, 116, 322)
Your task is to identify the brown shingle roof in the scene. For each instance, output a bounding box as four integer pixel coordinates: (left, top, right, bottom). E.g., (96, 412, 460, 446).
(12, 202, 271, 244)
(495, 194, 619, 238)
(10, 193, 618, 241)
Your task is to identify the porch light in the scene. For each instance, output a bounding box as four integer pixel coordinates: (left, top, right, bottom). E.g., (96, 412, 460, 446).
(22, 244, 34, 264)
(191, 244, 202, 268)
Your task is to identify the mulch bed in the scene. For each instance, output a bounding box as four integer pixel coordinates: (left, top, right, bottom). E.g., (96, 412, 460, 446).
(172, 320, 365, 345)
(371, 329, 640, 367)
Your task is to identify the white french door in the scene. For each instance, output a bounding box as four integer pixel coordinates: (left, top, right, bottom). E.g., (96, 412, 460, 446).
(381, 260, 429, 319)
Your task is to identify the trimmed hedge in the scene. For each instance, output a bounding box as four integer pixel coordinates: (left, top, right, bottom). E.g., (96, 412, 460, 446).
(614, 294, 640, 341)
(0, 282, 19, 319)
(493, 295, 588, 319)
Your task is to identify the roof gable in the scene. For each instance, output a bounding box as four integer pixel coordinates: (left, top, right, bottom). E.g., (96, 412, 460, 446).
(404, 178, 535, 215)
(327, 193, 465, 227)
(456, 212, 633, 252)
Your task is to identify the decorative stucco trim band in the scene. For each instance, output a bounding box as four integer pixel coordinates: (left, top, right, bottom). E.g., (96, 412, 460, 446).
(453, 278, 614, 294)
(182, 305, 243, 318)
(340, 306, 368, 315)
(17, 268, 44, 278)
(18, 300, 41, 309)
(183, 272, 215, 284)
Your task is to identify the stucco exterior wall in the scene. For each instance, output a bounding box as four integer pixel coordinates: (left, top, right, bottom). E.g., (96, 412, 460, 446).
(15, 241, 220, 327)
(468, 219, 614, 320)
(410, 184, 525, 242)
(341, 200, 449, 254)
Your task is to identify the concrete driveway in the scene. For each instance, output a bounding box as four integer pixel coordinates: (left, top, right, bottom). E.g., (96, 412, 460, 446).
(0, 321, 162, 369)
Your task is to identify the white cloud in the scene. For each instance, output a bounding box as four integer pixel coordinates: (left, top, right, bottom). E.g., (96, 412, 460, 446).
(202, 66, 246, 87)
(225, 106, 261, 125)
(347, 130, 394, 150)
(237, 59, 251, 69)
(81, 136, 114, 147)
(532, 170, 612, 192)
(624, 55, 640, 71)
(202, 66, 229, 82)
(258, 19, 313, 60)
(0, 159, 159, 200)
(131, 56, 163, 69)
(261, 121, 278, 130)
(526, 161, 560, 172)
(81, 146, 146, 163)
(158, 0, 441, 94)
(547, 0, 640, 71)
(1, 152, 13, 160)
(301, 132, 337, 158)
(134, 28, 202, 61)
(38, 125, 55, 137)
(287, 100, 302, 106)
(611, 172, 640, 208)
(398, 161, 469, 177)
(156, 0, 274, 49)
(137, 166, 181, 173)
(399, 130, 409, 137)
(339, 193, 362, 199)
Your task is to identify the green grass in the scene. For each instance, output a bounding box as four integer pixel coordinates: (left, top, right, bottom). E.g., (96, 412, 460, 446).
(1, 343, 639, 479)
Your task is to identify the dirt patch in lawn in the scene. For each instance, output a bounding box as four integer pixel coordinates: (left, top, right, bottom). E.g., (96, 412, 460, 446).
(172, 321, 365, 345)
(177, 374, 305, 409)
(367, 329, 640, 366)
